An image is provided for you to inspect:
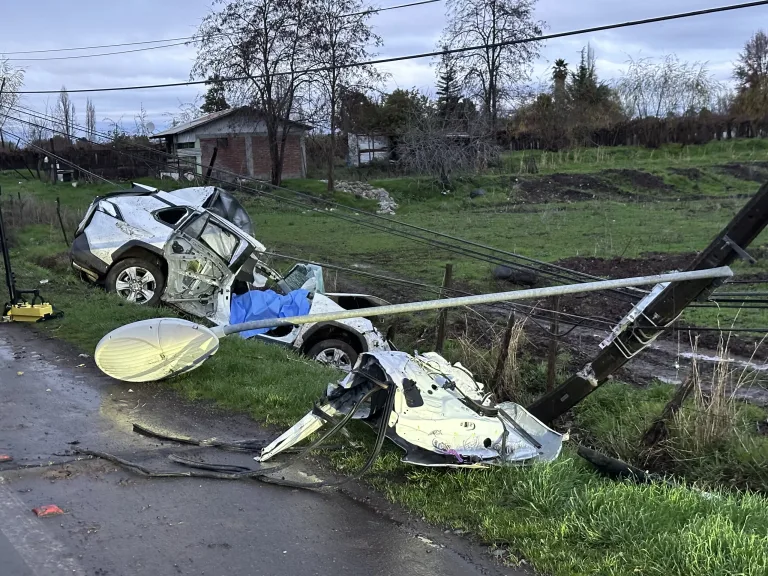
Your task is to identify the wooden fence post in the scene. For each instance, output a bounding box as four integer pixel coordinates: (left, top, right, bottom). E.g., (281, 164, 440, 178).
(435, 263, 453, 354)
(492, 310, 517, 393)
(49, 138, 57, 185)
(546, 296, 561, 392)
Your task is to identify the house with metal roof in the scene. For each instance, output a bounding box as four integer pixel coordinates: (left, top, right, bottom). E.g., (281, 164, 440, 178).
(151, 108, 311, 180)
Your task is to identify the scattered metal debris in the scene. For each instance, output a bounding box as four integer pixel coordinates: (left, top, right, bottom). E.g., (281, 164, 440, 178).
(259, 351, 563, 468)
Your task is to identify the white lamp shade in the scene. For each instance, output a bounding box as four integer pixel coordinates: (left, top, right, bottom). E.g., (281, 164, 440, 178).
(95, 318, 219, 382)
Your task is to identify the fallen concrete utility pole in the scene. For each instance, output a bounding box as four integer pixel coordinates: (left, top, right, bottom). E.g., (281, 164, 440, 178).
(212, 267, 733, 337)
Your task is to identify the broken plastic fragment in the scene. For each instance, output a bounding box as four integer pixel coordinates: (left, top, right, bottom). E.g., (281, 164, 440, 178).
(32, 505, 65, 518)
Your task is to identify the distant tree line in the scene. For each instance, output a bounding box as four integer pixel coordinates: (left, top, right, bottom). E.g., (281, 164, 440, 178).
(507, 30, 768, 150)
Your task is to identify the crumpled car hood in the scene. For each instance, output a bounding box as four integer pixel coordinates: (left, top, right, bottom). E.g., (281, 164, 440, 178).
(258, 350, 563, 468)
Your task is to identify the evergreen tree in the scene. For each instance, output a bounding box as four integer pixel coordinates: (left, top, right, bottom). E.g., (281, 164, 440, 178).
(436, 52, 461, 119)
(201, 75, 230, 114)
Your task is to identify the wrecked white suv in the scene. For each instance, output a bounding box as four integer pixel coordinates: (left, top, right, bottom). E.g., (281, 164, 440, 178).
(70, 184, 391, 369)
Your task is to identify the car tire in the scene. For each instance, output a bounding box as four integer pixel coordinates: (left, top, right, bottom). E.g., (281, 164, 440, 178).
(106, 257, 165, 307)
(306, 339, 358, 372)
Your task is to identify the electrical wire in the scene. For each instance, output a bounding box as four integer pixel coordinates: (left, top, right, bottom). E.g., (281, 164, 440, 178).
(13, 1, 768, 93)
(4, 112, 628, 334)
(6, 42, 191, 62)
(3, 1, 444, 61)
(6, 105, 636, 297)
(4, 120, 765, 335)
(1, 36, 199, 55)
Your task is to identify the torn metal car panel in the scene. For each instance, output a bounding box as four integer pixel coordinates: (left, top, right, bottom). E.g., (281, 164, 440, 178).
(259, 351, 563, 468)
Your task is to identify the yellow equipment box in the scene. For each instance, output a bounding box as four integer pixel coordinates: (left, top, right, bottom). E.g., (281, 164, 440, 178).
(5, 302, 55, 323)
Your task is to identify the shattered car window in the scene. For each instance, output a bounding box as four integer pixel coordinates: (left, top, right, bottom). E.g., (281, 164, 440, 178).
(200, 222, 239, 262)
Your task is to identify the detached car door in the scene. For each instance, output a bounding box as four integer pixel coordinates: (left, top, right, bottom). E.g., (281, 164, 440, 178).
(163, 211, 253, 323)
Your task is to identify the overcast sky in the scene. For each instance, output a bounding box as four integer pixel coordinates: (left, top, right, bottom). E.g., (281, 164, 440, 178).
(1, 0, 765, 134)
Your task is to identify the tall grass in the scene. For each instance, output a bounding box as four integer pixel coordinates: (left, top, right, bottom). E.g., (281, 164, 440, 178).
(575, 334, 768, 491)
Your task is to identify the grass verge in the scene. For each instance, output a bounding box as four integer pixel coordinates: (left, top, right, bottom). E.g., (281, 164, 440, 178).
(2, 218, 767, 575)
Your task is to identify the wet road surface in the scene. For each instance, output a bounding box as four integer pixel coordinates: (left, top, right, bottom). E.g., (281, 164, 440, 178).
(0, 325, 523, 576)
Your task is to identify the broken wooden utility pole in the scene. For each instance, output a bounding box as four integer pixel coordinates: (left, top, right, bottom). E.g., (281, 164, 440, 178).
(642, 372, 695, 447)
(435, 263, 453, 354)
(528, 181, 768, 425)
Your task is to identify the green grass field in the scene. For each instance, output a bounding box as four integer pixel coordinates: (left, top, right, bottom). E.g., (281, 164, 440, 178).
(3, 139, 768, 575)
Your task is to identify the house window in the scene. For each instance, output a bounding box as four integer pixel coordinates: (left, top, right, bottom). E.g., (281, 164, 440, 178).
(176, 142, 196, 149)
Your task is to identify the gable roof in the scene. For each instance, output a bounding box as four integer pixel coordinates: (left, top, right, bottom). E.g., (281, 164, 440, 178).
(151, 107, 311, 138)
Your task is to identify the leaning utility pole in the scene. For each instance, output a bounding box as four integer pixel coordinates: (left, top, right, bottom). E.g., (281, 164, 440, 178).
(528, 181, 768, 424)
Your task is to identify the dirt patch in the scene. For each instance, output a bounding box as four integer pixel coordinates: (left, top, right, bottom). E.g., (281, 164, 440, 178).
(516, 173, 620, 203)
(37, 252, 71, 272)
(556, 252, 696, 279)
(668, 167, 705, 181)
(550, 253, 698, 323)
(602, 169, 674, 192)
(716, 163, 768, 182)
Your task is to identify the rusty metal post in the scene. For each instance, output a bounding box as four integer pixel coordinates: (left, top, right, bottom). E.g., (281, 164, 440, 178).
(546, 296, 561, 392)
(435, 263, 453, 354)
(492, 310, 516, 393)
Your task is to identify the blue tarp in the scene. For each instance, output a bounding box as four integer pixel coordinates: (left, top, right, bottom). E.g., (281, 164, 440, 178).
(229, 289, 311, 339)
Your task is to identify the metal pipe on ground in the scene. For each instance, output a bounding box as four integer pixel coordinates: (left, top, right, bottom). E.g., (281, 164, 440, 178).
(213, 267, 734, 337)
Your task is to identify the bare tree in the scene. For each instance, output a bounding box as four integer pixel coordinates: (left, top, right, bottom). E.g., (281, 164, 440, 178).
(134, 103, 153, 138)
(193, 0, 318, 186)
(54, 86, 77, 141)
(310, 0, 383, 191)
(85, 98, 97, 141)
(0, 58, 24, 132)
(397, 109, 498, 189)
(617, 55, 720, 119)
(440, 0, 544, 130)
(103, 116, 127, 142)
(17, 100, 54, 146)
(164, 96, 203, 129)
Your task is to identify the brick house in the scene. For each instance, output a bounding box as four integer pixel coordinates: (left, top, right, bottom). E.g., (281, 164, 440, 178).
(151, 108, 310, 180)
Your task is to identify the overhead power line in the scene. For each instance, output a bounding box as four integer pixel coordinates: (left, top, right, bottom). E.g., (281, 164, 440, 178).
(11, 1, 768, 94)
(6, 42, 192, 62)
(1, 36, 198, 55)
(1, 0, 443, 60)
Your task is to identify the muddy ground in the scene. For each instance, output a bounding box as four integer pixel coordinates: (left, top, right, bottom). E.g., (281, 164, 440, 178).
(330, 250, 768, 404)
(0, 325, 521, 576)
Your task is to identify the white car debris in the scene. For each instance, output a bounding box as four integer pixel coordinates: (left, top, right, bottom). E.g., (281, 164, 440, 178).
(71, 184, 391, 369)
(259, 350, 563, 468)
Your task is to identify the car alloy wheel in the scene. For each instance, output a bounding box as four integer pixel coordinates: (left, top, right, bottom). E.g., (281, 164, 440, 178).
(314, 347, 354, 372)
(114, 266, 157, 304)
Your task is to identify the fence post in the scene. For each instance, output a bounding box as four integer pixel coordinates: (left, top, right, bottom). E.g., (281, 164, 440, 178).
(434, 263, 453, 354)
(546, 295, 561, 392)
(204, 147, 218, 185)
(49, 138, 57, 185)
(492, 310, 517, 394)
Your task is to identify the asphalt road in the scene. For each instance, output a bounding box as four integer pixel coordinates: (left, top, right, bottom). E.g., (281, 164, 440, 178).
(0, 325, 523, 576)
